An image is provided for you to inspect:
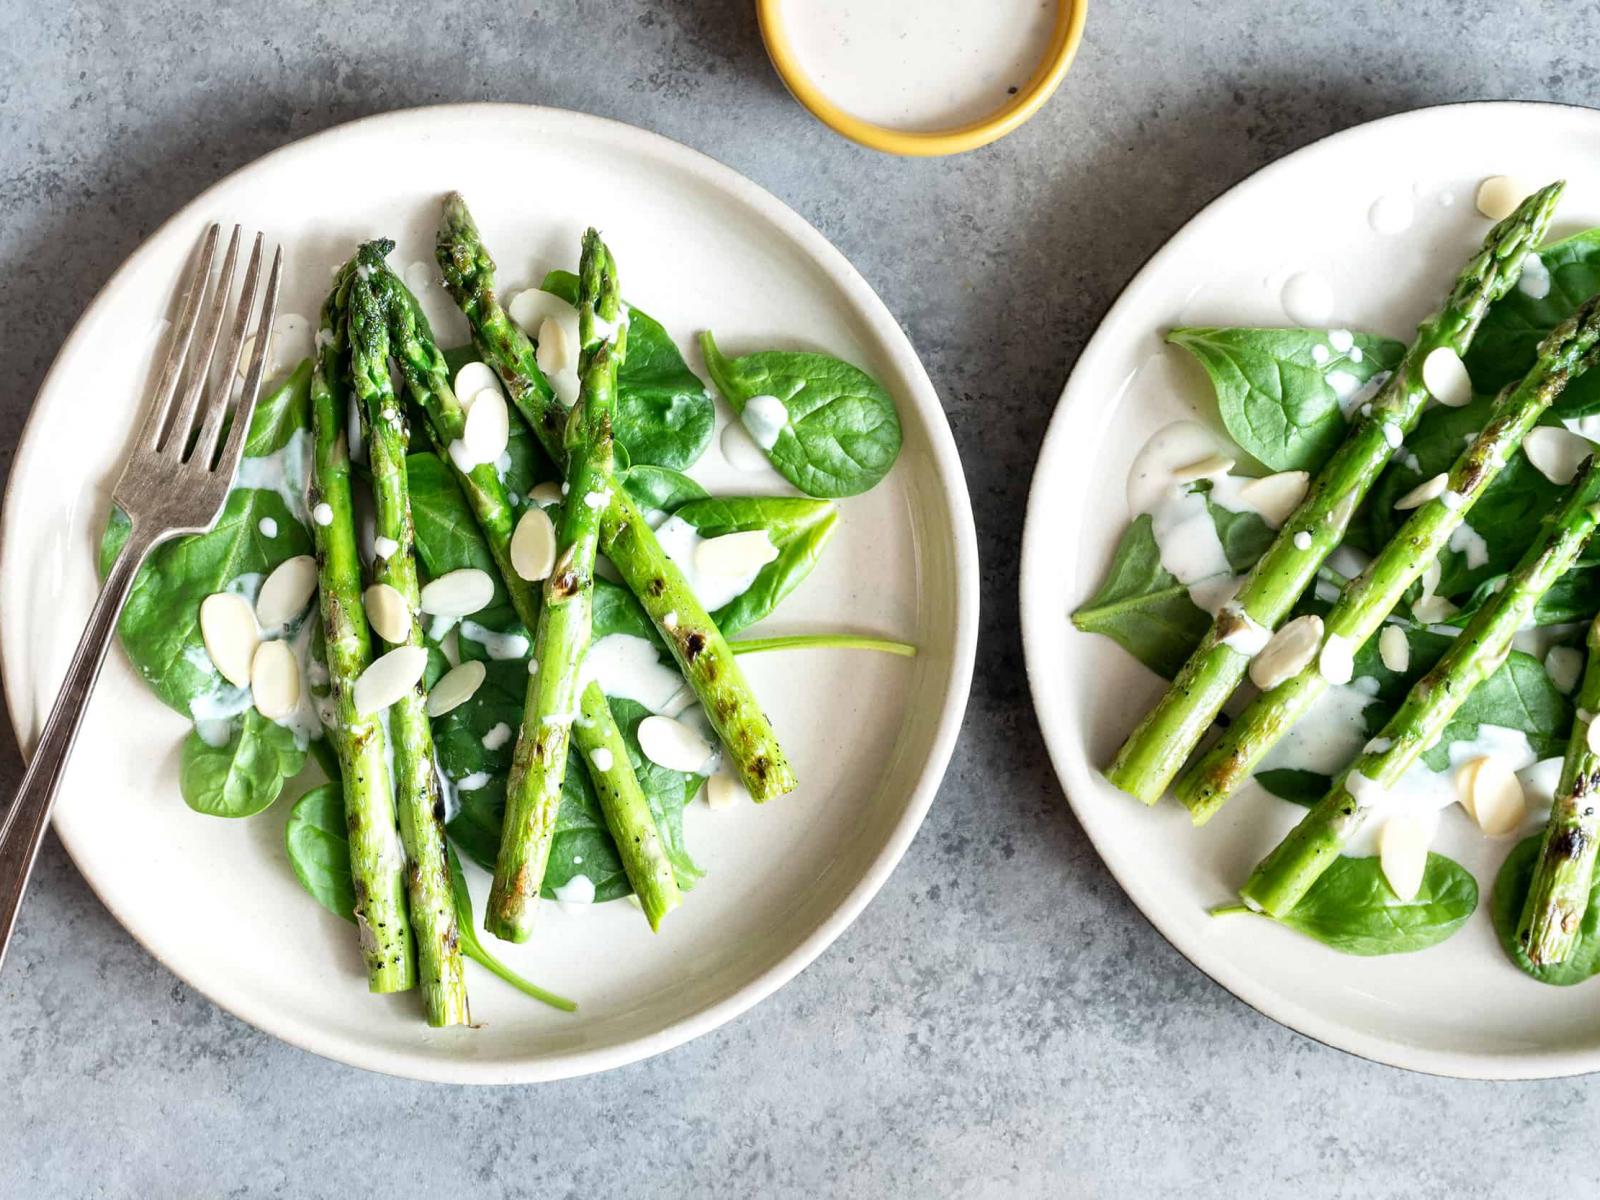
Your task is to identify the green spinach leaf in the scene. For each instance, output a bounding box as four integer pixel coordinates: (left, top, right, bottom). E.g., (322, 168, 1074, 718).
(284, 782, 358, 920)
(1071, 514, 1212, 679)
(1202, 489, 1276, 573)
(1491, 834, 1600, 986)
(1467, 229, 1600, 417)
(1452, 564, 1600, 628)
(541, 270, 714, 470)
(620, 464, 708, 516)
(700, 330, 901, 498)
(1170, 327, 1406, 472)
(179, 709, 307, 818)
(407, 451, 509, 588)
(669, 495, 838, 635)
(1254, 768, 1330, 806)
(1273, 852, 1477, 954)
(1420, 650, 1572, 770)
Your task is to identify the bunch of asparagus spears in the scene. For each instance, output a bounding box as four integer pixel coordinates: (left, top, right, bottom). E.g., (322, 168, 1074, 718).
(1102, 180, 1600, 968)
(305, 201, 796, 1025)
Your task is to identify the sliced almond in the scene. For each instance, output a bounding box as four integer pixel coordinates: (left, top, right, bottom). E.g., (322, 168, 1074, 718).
(705, 770, 749, 810)
(461, 388, 509, 465)
(426, 659, 487, 717)
(1378, 815, 1430, 902)
(1546, 645, 1582, 694)
(637, 714, 713, 773)
(1468, 756, 1527, 836)
(1395, 472, 1448, 510)
(536, 316, 573, 376)
(1422, 346, 1472, 408)
(1523, 426, 1593, 486)
(1172, 454, 1235, 483)
(1378, 625, 1410, 673)
(1456, 757, 1487, 820)
(352, 645, 429, 715)
(250, 640, 301, 720)
(255, 555, 318, 630)
(506, 288, 572, 336)
(418, 569, 494, 617)
(528, 482, 565, 508)
(363, 582, 413, 645)
(695, 530, 779, 579)
(510, 506, 558, 581)
(1236, 470, 1309, 528)
(199, 593, 259, 687)
(1476, 175, 1535, 221)
(452, 361, 501, 409)
(1317, 632, 1355, 684)
(1248, 614, 1323, 691)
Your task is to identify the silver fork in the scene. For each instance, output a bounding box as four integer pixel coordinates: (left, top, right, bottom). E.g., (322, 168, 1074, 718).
(0, 224, 282, 972)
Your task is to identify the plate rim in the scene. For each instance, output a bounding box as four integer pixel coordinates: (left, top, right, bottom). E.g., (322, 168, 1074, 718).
(0, 101, 980, 1085)
(1019, 97, 1600, 1081)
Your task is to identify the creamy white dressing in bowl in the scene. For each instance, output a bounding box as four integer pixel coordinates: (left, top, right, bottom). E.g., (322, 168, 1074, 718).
(759, 0, 1086, 155)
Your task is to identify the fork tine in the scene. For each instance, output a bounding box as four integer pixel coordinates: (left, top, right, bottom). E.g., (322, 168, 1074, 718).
(214, 245, 283, 479)
(192, 232, 265, 467)
(159, 225, 241, 455)
(134, 224, 220, 451)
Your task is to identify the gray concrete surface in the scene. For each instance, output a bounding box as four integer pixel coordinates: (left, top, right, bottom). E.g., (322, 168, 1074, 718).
(3, 1, 1599, 1195)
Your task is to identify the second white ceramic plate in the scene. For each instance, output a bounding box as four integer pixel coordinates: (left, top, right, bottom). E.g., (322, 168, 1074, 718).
(0, 105, 978, 1083)
(1022, 101, 1600, 1079)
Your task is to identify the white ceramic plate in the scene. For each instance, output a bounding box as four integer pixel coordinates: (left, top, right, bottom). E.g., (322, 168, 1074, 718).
(1022, 101, 1600, 1079)
(0, 104, 977, 1084)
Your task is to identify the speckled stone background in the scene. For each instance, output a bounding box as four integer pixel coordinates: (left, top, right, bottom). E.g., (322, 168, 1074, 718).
(4, 2, 1600, 1195)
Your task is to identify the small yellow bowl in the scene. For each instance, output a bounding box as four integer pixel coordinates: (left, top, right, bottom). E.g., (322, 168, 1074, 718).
(757, 0, 1088, 157)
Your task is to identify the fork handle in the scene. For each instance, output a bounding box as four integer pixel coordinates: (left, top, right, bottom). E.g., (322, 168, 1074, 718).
(0, 523, 157, 973)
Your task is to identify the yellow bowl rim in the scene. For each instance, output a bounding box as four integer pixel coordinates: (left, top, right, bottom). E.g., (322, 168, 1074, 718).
(756, 0, 1088, 157)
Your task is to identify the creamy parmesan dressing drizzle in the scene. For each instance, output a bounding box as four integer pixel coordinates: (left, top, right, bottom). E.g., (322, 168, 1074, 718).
(1280, 271, 1334, 325)
(582, 633, 687, 714)
(1447, 522, 1489, 569)
(782, 0, 1058, 133)
(653, 517, 773, 611)
(1367, 193, 1414, 235)
(740, 395, 789, 450)
(1519, 252, 1552, 300)
(272, 616, 327, 748)
(1342, 726, 1545, 857)
(1259, 678, 1379, 776)
(1125, 422, 1311, 615)
(433, 754, 461, 824)
(233, 428, 313, 525)
(554, 874, 596, 908)
(458, 619, 530, 661)
(1148, 487, 1236, 614)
